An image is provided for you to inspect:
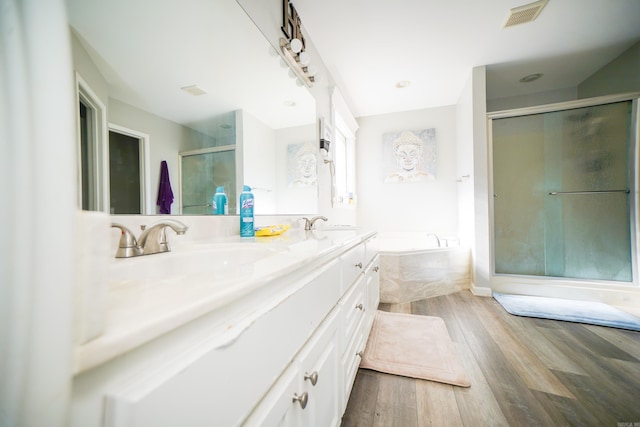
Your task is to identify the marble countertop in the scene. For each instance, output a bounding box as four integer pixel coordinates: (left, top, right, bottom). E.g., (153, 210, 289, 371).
(74, 227, 375, 374)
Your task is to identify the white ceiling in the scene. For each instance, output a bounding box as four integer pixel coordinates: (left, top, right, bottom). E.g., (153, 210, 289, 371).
(292, 0, 640, 117)
(66, 0, 316, 131)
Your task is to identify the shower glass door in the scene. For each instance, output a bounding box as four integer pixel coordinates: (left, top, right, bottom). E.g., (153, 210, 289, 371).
(492, 100, 635, 282)
(180, 148, 236, 215)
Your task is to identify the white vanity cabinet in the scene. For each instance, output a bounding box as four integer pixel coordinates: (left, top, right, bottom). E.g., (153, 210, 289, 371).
(102, 260, 342, 427)
(71, 232, 378, 427)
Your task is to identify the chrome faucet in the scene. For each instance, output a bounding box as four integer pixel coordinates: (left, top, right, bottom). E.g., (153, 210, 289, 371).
(303, 216, 328, 230)
(111, 223, 143, 258)
(111, 220, 188, 258)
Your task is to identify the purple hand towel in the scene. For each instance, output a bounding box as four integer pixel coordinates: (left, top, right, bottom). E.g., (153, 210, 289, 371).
(156, 160, 174, 214)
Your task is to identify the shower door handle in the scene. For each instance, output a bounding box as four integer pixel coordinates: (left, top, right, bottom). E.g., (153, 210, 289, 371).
(548, 189, 630, 195)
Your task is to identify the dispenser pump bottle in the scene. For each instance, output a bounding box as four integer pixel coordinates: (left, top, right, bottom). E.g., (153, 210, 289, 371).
(239, 185, 255, 237)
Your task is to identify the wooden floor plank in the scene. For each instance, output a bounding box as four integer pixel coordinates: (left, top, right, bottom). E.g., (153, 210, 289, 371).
(531, 389, 603, 427)
(414, 380, 462, 427)
(536, 325, 640, 423)
(484, 296, 588, 376)
(450, 341, 510, 426)
(469, 295, 576, 398)
(341, 369, 380, 427)
(582, 323, 640, 357)
(341, 291, 640, 427)
(452, 293, 561, 426)
(372, 374, 417, 427)
(386, 302, 412, 314)
(562, 322, 639, 362)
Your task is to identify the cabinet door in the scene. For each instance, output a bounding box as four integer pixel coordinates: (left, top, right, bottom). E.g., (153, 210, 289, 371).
(298, 310, 340, 427)
(365, 255, 380, 321)
(341, 277, 367, 351)
(340, 244, 365, 292)
(243, 362, 303, 427)
(246, 310, 340, 427)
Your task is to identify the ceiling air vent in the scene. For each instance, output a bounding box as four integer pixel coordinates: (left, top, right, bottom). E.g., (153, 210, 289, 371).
(181, 85, 207, 96)
(503, 0, 549, 28)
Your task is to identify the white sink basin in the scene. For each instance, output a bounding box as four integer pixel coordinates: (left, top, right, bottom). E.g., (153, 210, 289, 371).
(108, 243, 277, 284)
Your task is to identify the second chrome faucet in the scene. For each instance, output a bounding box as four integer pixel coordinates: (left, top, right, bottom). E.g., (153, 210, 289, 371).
(111, 220, 188, 258)
(303, 216, 328, 231)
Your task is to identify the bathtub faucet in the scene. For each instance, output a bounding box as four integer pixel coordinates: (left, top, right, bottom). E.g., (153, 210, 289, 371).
(427, 233, 441, 247)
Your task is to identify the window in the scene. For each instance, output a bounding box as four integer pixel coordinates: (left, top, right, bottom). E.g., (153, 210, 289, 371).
(331, 88, 358, 206)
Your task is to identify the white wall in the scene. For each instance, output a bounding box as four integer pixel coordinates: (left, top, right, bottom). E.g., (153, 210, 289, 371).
(356, 106, 458, 235)
(578, 41, 640, 98)
(487, 87, 577, 112)
(470, 66, 491, 289)
(1, 0, 77, 424)
(241, 110, 278, 213)
(455, 73, 476, 250)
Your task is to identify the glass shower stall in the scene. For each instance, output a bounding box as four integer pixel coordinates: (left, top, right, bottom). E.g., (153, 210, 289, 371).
(490, 97, 638, 284)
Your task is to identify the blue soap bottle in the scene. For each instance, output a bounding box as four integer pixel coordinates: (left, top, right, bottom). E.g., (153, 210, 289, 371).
(213, 186, 227, 215)
(239, 185, 254, 237)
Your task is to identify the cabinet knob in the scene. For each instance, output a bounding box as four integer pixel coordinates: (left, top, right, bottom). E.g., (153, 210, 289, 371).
(373, 266, 379, 272)
(355, 303, 364, 311)
(355, 262, 363, 269)
(304, 371, 319, 386)
(292, 392, 308, 409)
(356, 351, 364, 358)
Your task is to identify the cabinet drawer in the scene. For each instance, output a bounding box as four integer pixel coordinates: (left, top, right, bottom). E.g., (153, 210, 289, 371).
(340, 244, 365, 291)
(340, 278, 366, 353)
(365, 256, 380, 315)
(342, 326, 365, 407)
(364, 236, 379, 268)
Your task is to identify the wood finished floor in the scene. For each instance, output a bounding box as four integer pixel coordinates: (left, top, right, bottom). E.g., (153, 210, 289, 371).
(341, 290, 640, 427)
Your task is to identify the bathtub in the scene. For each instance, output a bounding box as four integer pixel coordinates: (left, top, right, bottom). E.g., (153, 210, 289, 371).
(378, 234, 471, 304)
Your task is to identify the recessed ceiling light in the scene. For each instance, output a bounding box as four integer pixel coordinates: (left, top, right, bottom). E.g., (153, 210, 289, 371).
(395, 80, 411, 89)
(180, 85, 207, 96)
(519, 73, 543, 83)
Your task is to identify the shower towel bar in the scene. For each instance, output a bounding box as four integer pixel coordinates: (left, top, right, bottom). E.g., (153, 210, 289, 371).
(548, 189, 630, 195)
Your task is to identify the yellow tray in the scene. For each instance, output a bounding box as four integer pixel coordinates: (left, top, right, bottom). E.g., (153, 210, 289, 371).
(255, 224, 291, 237)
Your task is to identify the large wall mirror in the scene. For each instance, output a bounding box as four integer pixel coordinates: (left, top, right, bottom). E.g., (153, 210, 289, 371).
(67, 0, 318, 216)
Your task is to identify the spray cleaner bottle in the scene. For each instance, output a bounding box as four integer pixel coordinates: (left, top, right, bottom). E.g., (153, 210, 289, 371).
(213, 186, 227, 215)
(239, 185, 254, 237)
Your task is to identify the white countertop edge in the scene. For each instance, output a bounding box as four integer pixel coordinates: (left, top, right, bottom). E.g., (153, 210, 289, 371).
(74, 230, 376, 374)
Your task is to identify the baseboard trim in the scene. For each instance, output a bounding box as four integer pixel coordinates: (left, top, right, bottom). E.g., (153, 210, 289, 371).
(470, 283, 493, 297)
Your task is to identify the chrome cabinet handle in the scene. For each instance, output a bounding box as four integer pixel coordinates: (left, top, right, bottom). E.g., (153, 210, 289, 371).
(304, 371, 319, 386)
(292, 392, 308, 409)
(355, 303, 364, 311)
(355, 262, 363, 269)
